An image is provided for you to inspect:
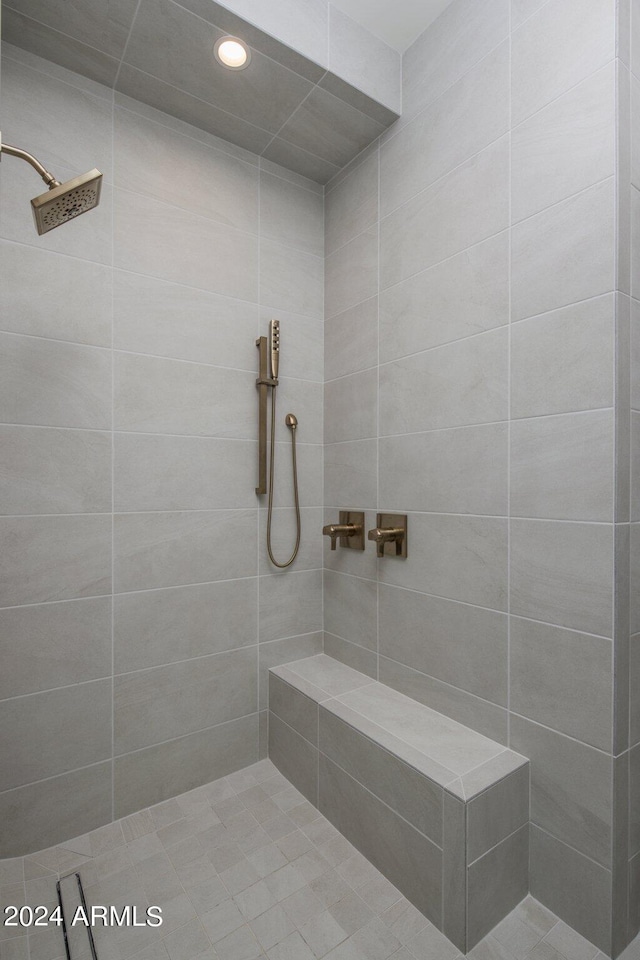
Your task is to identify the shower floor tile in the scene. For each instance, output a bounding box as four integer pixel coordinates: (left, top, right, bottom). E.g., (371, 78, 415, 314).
(0, 759, 624, 960)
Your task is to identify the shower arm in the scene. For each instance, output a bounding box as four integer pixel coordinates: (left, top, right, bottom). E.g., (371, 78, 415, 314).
(0, 138, 61, 189)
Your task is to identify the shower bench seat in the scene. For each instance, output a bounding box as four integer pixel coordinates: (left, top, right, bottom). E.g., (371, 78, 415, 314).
(268, 654, 529, 953)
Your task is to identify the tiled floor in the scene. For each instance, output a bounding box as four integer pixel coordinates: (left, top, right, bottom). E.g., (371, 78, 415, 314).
(0, 759, 635, 960)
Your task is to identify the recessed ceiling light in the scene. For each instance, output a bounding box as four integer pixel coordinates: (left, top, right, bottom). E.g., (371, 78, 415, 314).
(214, 36, 251, 70)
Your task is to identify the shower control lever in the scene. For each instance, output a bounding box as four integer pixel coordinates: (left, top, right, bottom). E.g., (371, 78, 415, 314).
(368, 514, 408, 559)
(322, 511, 365, 551)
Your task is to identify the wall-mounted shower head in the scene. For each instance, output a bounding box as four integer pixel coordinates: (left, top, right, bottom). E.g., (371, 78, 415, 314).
(0, 139, 102, 235)
(270, 319, 280, 381)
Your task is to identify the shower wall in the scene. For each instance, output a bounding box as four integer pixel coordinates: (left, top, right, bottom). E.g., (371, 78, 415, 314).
(323, 0, 626, 951)
(0, 42, 323, 857)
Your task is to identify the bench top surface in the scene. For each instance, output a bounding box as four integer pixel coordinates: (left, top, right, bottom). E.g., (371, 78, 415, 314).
(270, 654, 527, 800)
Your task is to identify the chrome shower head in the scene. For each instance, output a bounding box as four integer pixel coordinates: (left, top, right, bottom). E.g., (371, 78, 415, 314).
(1, 140, 102, 235)
(31, 169, 102, 235)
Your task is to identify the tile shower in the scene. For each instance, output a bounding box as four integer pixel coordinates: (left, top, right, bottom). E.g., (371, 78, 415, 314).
(1, 0, 640, 957)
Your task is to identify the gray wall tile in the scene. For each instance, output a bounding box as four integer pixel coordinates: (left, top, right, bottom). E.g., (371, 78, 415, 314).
(378, 232, 509, 363)
(510, 296, 614, 419)
(269, 712, 318, 805)
(511, 179, 615, 321)
(114, 648, 256, 754)
(379, 513, 508, 612)
(259, 507, 323, 574)
(260, 172, 324, 258)
(260, 238, 324, 319)
(379, 424, 508, 516)
(325, 299, 378, 380)
(324, 572, 377, 652)
(319, 707, 443, 844)
(510, 617, 613, 751)
(467, 766, 530, 863)
(114, 509, 256, 592)
(318, 754, 442, 926)
(325, 153, 378, 257)
(510, 410, 614, 521)
(0, 334, 111, 430)
(511, 0, 615, 126)
(323, 633, 378, 680)
(259, 569, 323, 643)
(0, 425, 111, 515)
(0, 679, 112, 791)
(510, 519, 614, 636)
(114, 714, 258, 818)
(378, 584, 508, 706)
(467, 826, 529, 948)
(269, 673, 319, 745)
(114, 578, 257, 673)
(442, 792, 466, 950)
(324, 440, 377, 509)
(258, 633, 324, 711)
(325, 370, 377, 444)
(328, 6, 400, 113)
(0, 762, 113, 859)
(380, 137, 509, 290)
(0, 598, 111, 699)
(379, 328, 508, 435)
(325, 228, 378, 319)
(510, 715, 612, 868)
(0, 515, 112, 607)
(529, 825, 612, 953)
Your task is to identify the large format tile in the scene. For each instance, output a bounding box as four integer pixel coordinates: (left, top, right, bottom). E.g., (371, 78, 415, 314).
(0, 679, 111, 792)
(511, 63, 615, 223)
(0, 333, 111, 430)
(510, 618, 613, 751)
(319, 708, 443, 845)
(115, 433, 256, 511)
(381, 42, 509, 216)
(269, 712, 318, 805)
(378, 232, 509, 363)
(511, 0, 615, 125)
(328, 5, 401, 113)
(379, 657, 509, 745)
(258, 633, 323, 711)
(260, 172, 324, 259)
(510, 715, 612, 868)
(510, 296, 614, 418)
(0, 241, 111, 347)
(270, 673, 319, 745)
(0, 761, 112, 859)
(0, 425, 111, 515)
(324, 572, 377, 653)
(467, 767, 530, 863)
(510, 519, 613, 636)
(324, 299, 378, 380)
(467, 827, 529, 948)
(324, 370, 377, 444)
(114, 648, 256, 754)
(0, 597, 111, 700)
(259, 570, 323, 643)
(319, 755, 442, 925)
(324, 440, 377, 509)
(114, 106, 259, 231)
(529, 825, 611, 952)
(325, 153, 379, 257)
(511, 179, 615, 321)
(114, 578, 257, 673)
(379, 423, 508, 516)
(114, 189, 259, 300)
(378, 513, 508, 612)
(259, 507, 323, 575)
(378, 584, 507, 706)
(113, 271, 259, 370)
(510, 410, 614, 521)
(379, 328, 508, 435)
(0, 515, 112, 607)
(115, 714, 258, 818)
(114, 509, 256, 592)
(325, 229, 378, 320)
(401, 0, 509, 123)
(260, 239, 324, 319)
(3, 0, 138, 60)
(114, 353, 255, 439)
(380, 137, 509, 290)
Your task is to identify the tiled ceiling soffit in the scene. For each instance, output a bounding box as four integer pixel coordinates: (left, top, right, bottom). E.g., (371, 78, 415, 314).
(3, 0, 400, 182)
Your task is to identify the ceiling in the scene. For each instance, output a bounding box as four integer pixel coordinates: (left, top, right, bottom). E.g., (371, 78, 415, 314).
(330, 0, 453, 52)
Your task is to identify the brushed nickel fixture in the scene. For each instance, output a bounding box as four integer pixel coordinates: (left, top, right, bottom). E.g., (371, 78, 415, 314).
(322, 511, 365, 551)
(368, 513, 408, 558)
(256, 320, 301, 568)
(0, 137, 102, 235)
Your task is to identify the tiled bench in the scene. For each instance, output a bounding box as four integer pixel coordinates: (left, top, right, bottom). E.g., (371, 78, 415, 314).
(268, 654, 529, 953)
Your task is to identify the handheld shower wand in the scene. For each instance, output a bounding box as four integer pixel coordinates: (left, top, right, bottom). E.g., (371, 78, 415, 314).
(256, 321, 301, 568)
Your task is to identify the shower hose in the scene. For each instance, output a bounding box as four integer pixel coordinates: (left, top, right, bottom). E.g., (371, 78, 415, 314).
(266, 386, 301, 568)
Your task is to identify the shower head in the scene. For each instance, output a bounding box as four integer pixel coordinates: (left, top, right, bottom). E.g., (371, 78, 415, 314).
(31, 169, 102, 235)
(269, 319, 280, 381)
(0, 140, 102, 235)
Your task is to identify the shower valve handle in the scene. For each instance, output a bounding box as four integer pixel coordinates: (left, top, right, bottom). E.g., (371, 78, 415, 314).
(322, 522, 362, 551)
